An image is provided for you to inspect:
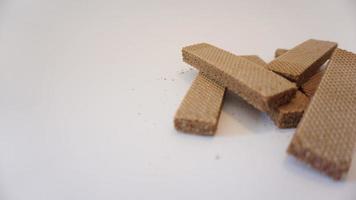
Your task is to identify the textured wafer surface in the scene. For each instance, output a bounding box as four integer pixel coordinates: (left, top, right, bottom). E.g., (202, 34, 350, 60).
(174, 55, 268, 135)
(174, 73, 225, 135)
(268, 91, 309, 128)
(301, 69, 325, 97)
(241, 55, 267, 66)
(182, 43, 296, 112)
(267, 39, 337, 86)
(287, 48, 356, 180)
(275, 48, 288, 58)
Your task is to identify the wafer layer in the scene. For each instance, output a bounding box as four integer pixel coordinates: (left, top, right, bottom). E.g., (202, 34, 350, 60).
(267, 39, 337, 86)
(267, 91, 309, 128)
(182, 43, 297, 112)
(174, 55, 267, 135)
(287, 49, 356, 180)
(301, 69, 325, 97)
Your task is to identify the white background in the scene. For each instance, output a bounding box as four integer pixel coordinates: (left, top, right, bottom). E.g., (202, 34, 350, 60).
(0, 0, 355, 199)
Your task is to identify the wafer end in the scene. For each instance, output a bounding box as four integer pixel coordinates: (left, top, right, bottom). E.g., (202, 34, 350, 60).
(266, 86, 297, 111)
(287, 137, 349, 180)
(174, 118, 216, 136)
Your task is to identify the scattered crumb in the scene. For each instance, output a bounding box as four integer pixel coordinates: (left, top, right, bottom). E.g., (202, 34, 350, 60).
(215, 154, 220, 160)
(178, 68, 194, 75)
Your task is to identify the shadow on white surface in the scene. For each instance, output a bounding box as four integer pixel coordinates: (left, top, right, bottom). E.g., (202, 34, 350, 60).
(346, 154, 356, 182)
(176, 65, 197, 84)
(218, 91, 269, 137)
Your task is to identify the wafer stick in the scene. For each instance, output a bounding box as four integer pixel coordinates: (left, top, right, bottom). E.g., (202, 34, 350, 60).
(301, 69, 325, 97)
(174, 55, 267, 135)
(287, 48, 356, 180)
(274, 48, 327, 97)
(182, 43, 297, 112)
(267, 91, 309, 128)
(267, 39, 337, 86)
(174, 74, 225, 135)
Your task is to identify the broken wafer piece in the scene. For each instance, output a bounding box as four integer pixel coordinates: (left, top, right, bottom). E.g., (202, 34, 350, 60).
(267, 91, 309, 128)
(267, 39, 337, 86)
(274, 48, 288, 58)
(182, 43, 297, 112)
(287, 48, 356, 180)
(300, 69, 325, 97)
(174, 55, 267, 135)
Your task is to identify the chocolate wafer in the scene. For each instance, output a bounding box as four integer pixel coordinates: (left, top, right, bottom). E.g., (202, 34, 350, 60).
(274, 47, 327, 97)
(267, 39, 337, 86)
(174, 55, 267, 135)
(174, 73, 225, 135)
(182, 43, 297, 112)
(287, 48, 356, 180)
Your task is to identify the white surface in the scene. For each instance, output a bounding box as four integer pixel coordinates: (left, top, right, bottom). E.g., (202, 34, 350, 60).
(0, 0, 356, 199)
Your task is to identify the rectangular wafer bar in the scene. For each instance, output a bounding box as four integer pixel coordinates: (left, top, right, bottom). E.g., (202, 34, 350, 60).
(274, 47, 327, 97)
(182, 43, 297, 112)
(267, 91, 309, 128)
(174, 73, 225, 135)
(174, 55, 267, 135)
(267, 39, 337, 86)
(301, 69, 325, 97)
(287, 48, 356, 180)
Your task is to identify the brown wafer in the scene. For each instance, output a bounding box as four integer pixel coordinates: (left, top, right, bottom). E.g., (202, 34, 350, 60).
(267, 39, 337, 86)
(274, 47, 327, 97)
(174, 74, 225, 135)
(287, 48, 356, 180)
(267, 91, 309, 128)
(241, 55, 267, 66)
(248, 55, 308, 128)
(182, 43, 297, 112)
(301, 69, 325, 97)
(174, 55, 267, 135)
(274, 48, 288, 58)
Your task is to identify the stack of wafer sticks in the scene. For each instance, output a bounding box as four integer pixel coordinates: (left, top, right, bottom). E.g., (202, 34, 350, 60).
(174, 39, 356, 180)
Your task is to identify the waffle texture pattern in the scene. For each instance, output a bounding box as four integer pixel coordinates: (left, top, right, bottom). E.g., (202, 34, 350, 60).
(274, 48, 288, 58)
(182, 43, 296, 112)
(287, 48, 356, 180)
(301, 69, 325, 97)
(268, 39, 337, 86)
(174, 55, 267, 135)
